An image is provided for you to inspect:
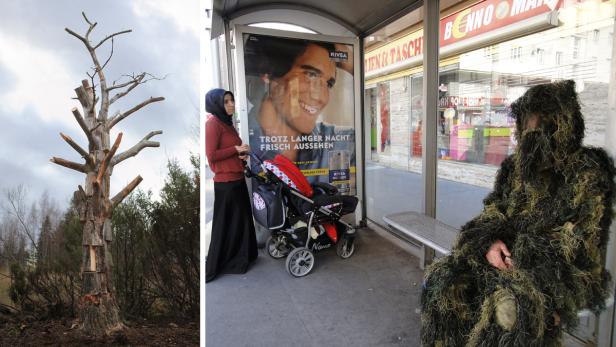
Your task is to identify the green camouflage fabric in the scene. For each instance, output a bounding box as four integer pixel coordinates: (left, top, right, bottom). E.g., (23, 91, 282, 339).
(421, 80, 615, 347)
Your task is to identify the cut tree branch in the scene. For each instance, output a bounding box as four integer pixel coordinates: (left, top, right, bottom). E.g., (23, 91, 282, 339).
(88, 74, 97, 115)
(85, 23, 97, 41)
(50, 157, 87, 173)
(74, 85, 92, 111)
(108, 73, 164, 91)
(111, 131, 162, 167)
(94, 30, 132, 50)
(107, 96, 164, 129)
(65, 28, 89, 47)
(109, 73, 144, 104)
(71, 107, 98, 149)
(110, 175, 143, 207)
(101, 37, 114, 71)
(60, 133, 93, 165)
(108, 73, 166, 105)
(107, 80, 135, 91)
(67, 17, 113, 122)
(96, 132, 123, 187)
(82, 12, 95, 27)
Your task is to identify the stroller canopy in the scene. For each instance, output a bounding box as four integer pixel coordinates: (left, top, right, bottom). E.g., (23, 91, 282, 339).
(263, 154, 314, 197)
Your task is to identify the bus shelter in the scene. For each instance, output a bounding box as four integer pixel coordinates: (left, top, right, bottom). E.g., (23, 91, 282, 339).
(208, 1, 616, 345)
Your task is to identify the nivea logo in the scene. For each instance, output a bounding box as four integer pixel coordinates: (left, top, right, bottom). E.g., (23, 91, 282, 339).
(329, 51, 348, 60)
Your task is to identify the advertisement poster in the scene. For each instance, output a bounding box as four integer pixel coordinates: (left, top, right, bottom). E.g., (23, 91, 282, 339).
(243, 33, 356, 194)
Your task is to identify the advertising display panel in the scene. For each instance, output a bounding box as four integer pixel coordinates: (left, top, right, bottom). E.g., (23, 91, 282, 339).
(243, 33, 356, 194)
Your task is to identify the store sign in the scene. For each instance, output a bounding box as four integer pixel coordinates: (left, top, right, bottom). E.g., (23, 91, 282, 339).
(365, 0, 564, 73)
(364, 31, 423, 72)
(441, 0, 561, 46)
(439, 96, 509, 108)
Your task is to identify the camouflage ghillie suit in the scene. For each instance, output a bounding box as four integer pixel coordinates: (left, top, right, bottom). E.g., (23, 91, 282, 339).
(421, 80, 615, 347)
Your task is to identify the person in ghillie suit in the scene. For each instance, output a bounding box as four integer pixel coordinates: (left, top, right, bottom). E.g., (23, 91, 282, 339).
(421, 80, 616, 347)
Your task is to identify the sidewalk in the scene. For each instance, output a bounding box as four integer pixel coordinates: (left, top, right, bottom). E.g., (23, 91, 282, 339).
(205, 229, 424, 347)
(205, 226, 586, 347)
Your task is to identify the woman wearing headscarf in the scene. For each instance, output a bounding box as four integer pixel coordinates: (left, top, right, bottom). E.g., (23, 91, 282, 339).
(205, 88, 257, 283)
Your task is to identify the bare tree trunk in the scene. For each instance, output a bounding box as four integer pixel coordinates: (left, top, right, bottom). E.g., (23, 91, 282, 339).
(72, 80, 123, 334)
(52, 14, 163, 335)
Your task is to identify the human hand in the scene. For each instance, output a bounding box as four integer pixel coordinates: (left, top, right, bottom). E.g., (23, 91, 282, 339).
(238, 154, 248, 161)
(486, 240, 513, 270)
(235, 144, 249, 154)
(552, 313, 560, 326)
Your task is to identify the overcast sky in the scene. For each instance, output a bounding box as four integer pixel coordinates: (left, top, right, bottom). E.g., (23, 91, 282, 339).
(0, 0, 200, 208)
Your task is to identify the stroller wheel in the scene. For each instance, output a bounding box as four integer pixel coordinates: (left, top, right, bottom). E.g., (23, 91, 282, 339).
(285, 247, 315, 277)
(266, 236, 290, 259)
(336, 237, 355, 259)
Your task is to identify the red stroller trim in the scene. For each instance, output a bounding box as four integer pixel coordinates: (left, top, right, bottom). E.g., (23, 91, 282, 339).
(323, 222, 338, 243)
(264, 154, 314, 197)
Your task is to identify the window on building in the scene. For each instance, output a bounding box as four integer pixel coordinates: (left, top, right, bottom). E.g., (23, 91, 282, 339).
(483, 45, 499, 62)
(510, 46, 522, 60)
(573, 36, 581, 59)
(536, 48, 544, 64)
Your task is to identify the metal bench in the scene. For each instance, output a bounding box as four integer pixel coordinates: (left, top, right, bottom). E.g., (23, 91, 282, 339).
(383, 211, 459, 269)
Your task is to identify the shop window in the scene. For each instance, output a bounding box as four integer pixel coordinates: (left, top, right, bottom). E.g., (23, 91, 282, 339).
(366, 88, 378, 156)
(364, 0, 615, 231)
(377, 82, 391, 154)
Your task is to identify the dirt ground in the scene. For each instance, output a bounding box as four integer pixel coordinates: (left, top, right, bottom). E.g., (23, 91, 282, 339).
(0, 316, 199, 346)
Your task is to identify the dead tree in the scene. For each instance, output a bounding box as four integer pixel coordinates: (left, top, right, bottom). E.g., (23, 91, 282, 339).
(50, 13, 164, 335)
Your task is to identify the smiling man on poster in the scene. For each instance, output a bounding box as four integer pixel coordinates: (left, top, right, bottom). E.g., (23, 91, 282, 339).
(243, 33, 356, 194)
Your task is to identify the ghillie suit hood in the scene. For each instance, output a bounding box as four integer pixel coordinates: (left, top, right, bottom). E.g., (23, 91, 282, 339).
(510, 80, 585, 183)
(421, 80, 616, 347)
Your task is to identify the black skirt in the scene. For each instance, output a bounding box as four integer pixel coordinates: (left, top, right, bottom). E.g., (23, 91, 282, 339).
(206, 179, 258, 282)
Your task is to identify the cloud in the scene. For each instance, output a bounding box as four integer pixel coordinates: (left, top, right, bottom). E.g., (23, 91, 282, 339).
(0, 62, 16, 95)
(0, 107, 82, 204)
(0, 0, 199, 207)
(131, 0, 201, 38)
(0, 32, 79, 127)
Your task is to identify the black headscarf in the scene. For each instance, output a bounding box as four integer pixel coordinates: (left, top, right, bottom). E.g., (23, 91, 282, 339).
(206, 88, 234, 126)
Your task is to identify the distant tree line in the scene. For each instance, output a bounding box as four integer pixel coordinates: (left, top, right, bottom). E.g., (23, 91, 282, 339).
(0, 157, 199, 321)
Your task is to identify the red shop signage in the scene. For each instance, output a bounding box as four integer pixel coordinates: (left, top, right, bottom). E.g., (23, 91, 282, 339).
(365, 0, 563, 73)
(440, 0, 561, 46)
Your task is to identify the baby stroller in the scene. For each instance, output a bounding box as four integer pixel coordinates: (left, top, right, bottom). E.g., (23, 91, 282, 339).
(245, 152, 358, 277)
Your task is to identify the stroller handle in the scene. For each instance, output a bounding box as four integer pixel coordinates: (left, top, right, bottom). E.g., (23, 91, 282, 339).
(248, 151, 263, 165)
(243, 151, 267, 179)
(243, 151, 286, 187)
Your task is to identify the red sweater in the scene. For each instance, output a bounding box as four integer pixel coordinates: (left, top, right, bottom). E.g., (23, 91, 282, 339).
(205, 115, 245, 182)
